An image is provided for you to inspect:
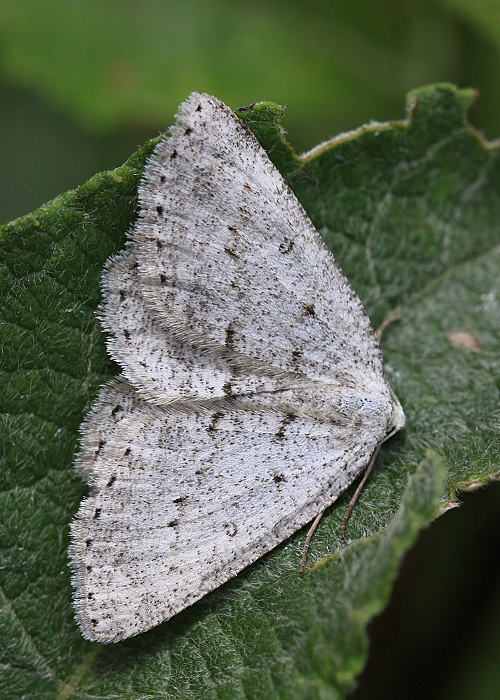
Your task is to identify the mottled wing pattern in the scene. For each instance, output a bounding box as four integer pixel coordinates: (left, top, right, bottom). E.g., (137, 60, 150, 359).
(70, 93, 404, 643)
(71, 388, 384, 642)
(101, 248, 292, 405)
(127, 94, 383, 389)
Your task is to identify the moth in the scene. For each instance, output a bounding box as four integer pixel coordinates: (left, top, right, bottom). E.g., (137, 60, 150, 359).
(70, 93, 405, 642)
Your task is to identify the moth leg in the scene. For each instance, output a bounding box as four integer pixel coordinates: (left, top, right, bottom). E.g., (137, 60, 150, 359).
(299, 443, 382, 573)
(299, 509, 325, 574)
(339, 444, 381, 540)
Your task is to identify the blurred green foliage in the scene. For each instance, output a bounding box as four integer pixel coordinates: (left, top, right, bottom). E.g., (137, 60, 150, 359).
(1, 0, 500, 223)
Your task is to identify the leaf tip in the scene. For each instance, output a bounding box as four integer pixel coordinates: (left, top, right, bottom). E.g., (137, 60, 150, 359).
(405, 83, 482, 138)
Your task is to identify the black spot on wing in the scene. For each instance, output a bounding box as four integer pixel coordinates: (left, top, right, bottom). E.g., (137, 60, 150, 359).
(291, 349, 302, 371)
(224, 522, 238, 537)
(275, 413, 297, 440)
(207, 412, 223, 434)
(279, 238, 295, 254)
(225, 323, 236, 350)
(173, 495, 189, 505)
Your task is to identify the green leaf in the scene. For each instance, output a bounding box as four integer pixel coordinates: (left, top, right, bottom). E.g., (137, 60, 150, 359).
(0, 83, 498, 699)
